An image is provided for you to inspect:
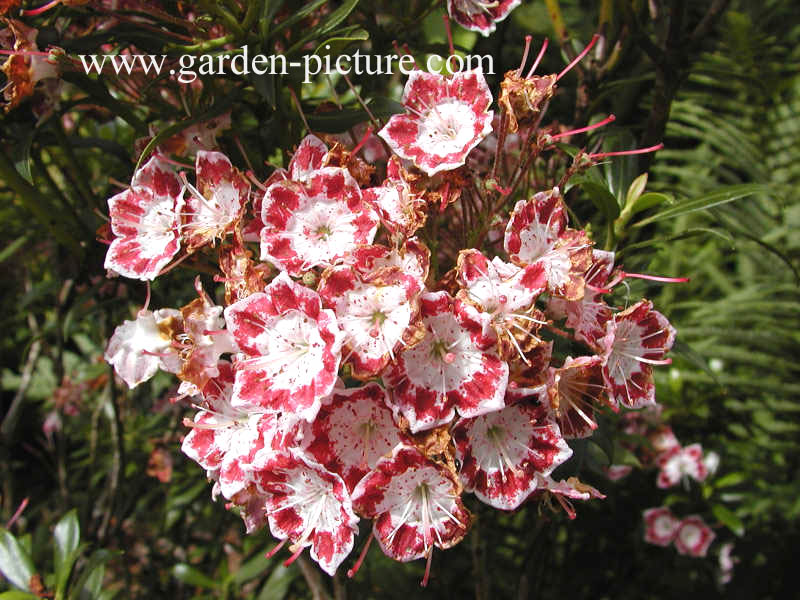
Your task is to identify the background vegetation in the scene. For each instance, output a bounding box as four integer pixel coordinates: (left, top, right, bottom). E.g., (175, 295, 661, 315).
(1, 0, 798, 598)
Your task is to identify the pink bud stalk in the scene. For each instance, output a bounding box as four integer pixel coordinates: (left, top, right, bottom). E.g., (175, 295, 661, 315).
(556, 35, 599, 81)
(588, 143, 664, 159)
(550, 114, 616, 141)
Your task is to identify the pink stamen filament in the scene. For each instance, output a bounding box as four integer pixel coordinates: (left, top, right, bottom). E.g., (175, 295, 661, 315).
(350, 126, 374, 157)
(265, 539, 288, 559)
(283, 545, 305, 567)
(589, 143, 664, 159)
(550, 114, 616, 141)
(421, 549, 433, 587)
(202, 329, 227, 336)
(556, 34, 599, 81)
(245, 170, 268, 192)
(526, 38, 550, 79)
(20, 0, 61, 17)
(347, 534, 374, 578)
(586, 283, 612, 294)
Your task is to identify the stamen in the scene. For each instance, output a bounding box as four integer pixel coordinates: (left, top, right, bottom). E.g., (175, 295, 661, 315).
(556, 34, 599, 81)
(347, 534, 374, 578)
(265, 539, 288, 559)
(421, 549, 433, 587)
(5, 497, 29, 530)
(283, 545, 305, 567)
(350, 126, 374, 157)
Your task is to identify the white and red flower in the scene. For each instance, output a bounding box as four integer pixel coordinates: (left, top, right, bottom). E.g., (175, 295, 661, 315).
(643, 506, 681, 546)
(447, 0, 522, 37)
(351, 444, 471, 562)
(453, 400, 571, 510)
(362, 156, 427, 238)
(504, 188, 592, 300)
(260, 167, 379, 276)
(674, 515, 716, 557)
(302, 383, 408, 492)
(600, 300, 676, 409)
(384, 291, 508, 433)
(105, 308, 182, 388)
(182, 151, 249, 251)
(656, 443, 709, 488)
(224, 273, 343, 421)
(545, 355, 610, 438)
(253, 450, 359, 575)
(379, 70, 493, 176)
(104, 156, 184, 280)
(456, 249, 547, 360)
(550, 250, 616, 350)
(181, 362, 300, 499)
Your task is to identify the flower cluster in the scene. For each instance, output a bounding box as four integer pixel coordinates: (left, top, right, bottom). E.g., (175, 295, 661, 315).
(643, 507, 715, 557)
(102, 47, 680, 582)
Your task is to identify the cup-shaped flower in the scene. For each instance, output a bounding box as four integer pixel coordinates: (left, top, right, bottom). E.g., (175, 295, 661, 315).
(104, 156, 184, 280)
(260, 167, 379, 276)
(384, 291, 509, 433)
(656, 443, 708, 488)
(643, 507, 681, 546)
(453, 400, 572, 510)
(674, 515, 716, 557)
(182, 151, 249, 251)
(379, 69, 493, 176)
(456, 249, 547, 361)
(318, 260, 423, 379)
(549, 250, 615, 351)
(252, 450, 359, 575)
(301, 383, 409, 492)
(176, 278, 238, 390)
(504, 188, 592, 300)
(181, 362, 299, 499)
(600, 299, 676, 409)
(362, 156, 428, 239)
(105, 308, 182, 388)
(447, 0, 522, 37)
(224, 272, 344, 422)
(351, 444, 471, 562)
(545, 355, 611, 438)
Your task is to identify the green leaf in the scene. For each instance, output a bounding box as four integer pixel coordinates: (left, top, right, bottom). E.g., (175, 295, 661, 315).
(714, 472, 747, 488)
(711, 504, 745, 537)
(257, 564, 298, 600)
(0, 236, 29, 264)
(632, 183, 770, 226)
(0, 592, 39, 599)
(0, 529, 35, 592)
(625, 173, 648, 209)
(172, 564, 219, 590)
(13, 130, 34, 184)
(54, 510, 81, 597)
(231, 549, 272, 584)
(67, 550, 118, 600)
(575, 179, 620, 220)
(316, 0, 361, 36)
(627, 192, 671, 216)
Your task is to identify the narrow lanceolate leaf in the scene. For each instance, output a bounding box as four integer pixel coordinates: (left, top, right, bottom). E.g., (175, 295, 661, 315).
(0, 529, 35, 591)
(711, 504, 745, 537)
(632, 184, 770, 226)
